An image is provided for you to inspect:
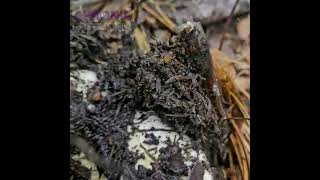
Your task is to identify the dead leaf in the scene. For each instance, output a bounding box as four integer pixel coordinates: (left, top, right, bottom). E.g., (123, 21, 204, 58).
(210, 48, 237, 92)
(133, 27, 151, 54)
(163, 53, 173, 63)
(108, 42, 123, 54)
(142, 3, 177, 33)
(237, 15, 250, 41)
(235, 76, 249, 89)
(245, 52, 250, 64)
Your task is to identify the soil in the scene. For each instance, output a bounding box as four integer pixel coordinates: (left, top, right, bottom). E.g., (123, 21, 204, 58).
(70, 17, 230, 179)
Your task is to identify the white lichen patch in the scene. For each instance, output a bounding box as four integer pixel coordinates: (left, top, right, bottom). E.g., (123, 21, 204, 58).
(128, 114, 188, 170)
(70, 70, 98, 100)
(203, 170, 214, 180)
(127, 112, 214, 180)
(72, 153, 107, 180)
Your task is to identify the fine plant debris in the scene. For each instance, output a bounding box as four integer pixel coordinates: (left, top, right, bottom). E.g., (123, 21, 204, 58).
(70, 0, 250, 180)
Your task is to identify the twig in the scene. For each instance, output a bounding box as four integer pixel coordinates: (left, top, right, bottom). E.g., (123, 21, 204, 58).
(229, 134, 243, 172)
(116, 127, 127, 135)
(124, 165, 136, 179)
(212, 84, 228, 120)
(142, 3, 177, 33)
(139, 143, 158, 162)
(218, 0, 240, 50)
(137, 128, 174, 132)
(229, 91, 250, 119)
(165, 75, 192, 84)
(130, 0, 148, 33)
(222, 117, 250, 121)
(165, 113, 189, 117)
(148, 147, 158, 153)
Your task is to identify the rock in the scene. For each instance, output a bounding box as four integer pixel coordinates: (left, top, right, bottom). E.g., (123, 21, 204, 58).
(172, 0, 250, 25)
(87, 104, 96, 113)
(70, 70, 98, 100)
